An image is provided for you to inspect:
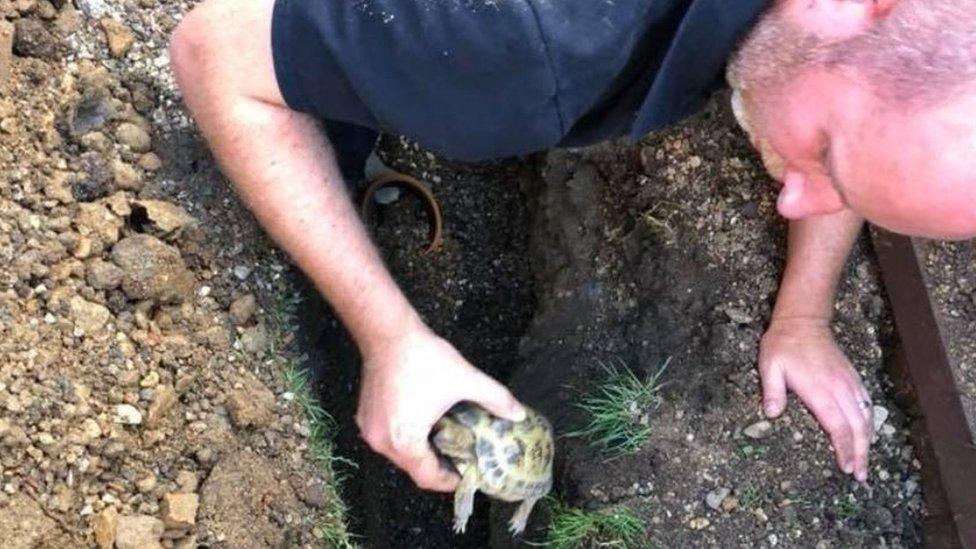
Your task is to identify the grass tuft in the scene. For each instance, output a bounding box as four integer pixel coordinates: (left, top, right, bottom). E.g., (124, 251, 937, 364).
(545, 500, 646, 548)
(566, 358, 668, 457)
(268, 291, 358, 548)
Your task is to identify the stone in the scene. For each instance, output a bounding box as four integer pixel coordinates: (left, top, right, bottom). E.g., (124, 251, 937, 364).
(74, 151, 114, 202)
(69, 88, 114, 136)
(872, 405, 889, 433)
(225, 378, 275, 429)
(115, 122, 152, 153)
(1, 494, 59, 547)
(92, 507, 118, 549)
(115, 515, 164, 549)
(111, 235, 195, 304)
(0, 21, 13, 85)
(175, 471, 198, 493)
(43, 171, 74, 204)
(706, 487, 731, 511)
(688, 517, 710, 530)
(114, 404, 143, 425)
(74, 202, 123, 252)
(146, 385, 177, 427)
(229, 294, 257, 325)
(87, 259, 124, 290)
(161, 492, 198, 530)
(13, 18, 58, 60)
(133, 200, 196, 238)
(69, 295, 111, 334)
(99, 18, 134, 57)
(135, 473, 156, 493)
(137, 153, 162, 171)
(743, 420, 773, 439)
(239, 324, 268, 355)
(112, 160, 142, 191)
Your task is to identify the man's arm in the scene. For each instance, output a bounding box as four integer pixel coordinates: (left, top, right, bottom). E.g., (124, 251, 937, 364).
(759, 209, 873, 482)
(169, 0, 524, 492)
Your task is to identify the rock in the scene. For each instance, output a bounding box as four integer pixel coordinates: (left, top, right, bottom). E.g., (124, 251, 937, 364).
(114, 404, 143, 425)
(43, 171, 74, 204)
(146, 384, 177, 427)
(75, 202, 123, 252)
(373, 186, 401, 205)
(199, 451, 303, 548)
(111, 235, 195, 304)
(724, 307, 753, 324)
(161, 493, 198, 530)
(720, 496, 740, 512)
(87, 259, 124, 290)
(688, 517, 710, 530)
(706, 487, 731, 511)
(13, 19, 58, 60)
(743, 420, 773, 439)
(69, 88, 114, 136)
(872, 405, 889, 433)
(0, 21, 13, 85)
(138, 153, 162, 171)
(135, 473, 156, 493)
(92, 507, 118, 549)
(115, 122, 152, 153)
(229, 294, 257, 325)
(75, 0, 108, 18)
(0, 494, 59, 547)
(69, 295, 111, 334)
(233, 265, 251, 280)
(74, 151, 115, 201)
(115, 515, 164, 549)
(239, 324, 268, 355)
(225, 378, 275, 429)
(133, 200, 196, 238)
(175, 471, 198, 493)
(99, 18, 134, 57)
(112, 160, 142, 191)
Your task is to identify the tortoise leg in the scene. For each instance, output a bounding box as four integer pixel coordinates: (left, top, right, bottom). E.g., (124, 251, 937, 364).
(453, 468, 479, 534)
(508, 497, 540, 536)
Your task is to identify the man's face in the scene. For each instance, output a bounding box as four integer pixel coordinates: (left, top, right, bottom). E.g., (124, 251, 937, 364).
(730, 0, 976, 239)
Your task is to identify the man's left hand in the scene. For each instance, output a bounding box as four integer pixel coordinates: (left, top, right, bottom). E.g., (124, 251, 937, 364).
(758, 317, 874, 482)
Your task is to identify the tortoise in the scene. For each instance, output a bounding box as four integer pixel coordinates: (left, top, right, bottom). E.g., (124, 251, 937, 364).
(432, 402, 554, 535)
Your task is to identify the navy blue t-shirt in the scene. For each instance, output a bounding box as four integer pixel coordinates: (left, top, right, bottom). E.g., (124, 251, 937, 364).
(271, 0, 767, 162)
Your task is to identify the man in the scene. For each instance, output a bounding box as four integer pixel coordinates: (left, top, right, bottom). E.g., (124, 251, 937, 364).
(168, 0, 976, 493)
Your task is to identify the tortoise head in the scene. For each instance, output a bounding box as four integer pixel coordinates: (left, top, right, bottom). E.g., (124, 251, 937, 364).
(431, 416, 476, 462)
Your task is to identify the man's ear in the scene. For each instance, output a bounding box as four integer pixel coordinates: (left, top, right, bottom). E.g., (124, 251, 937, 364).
(783, 0, 898, 40)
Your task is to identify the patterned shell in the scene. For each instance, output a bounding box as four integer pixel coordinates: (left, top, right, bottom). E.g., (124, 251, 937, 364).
(446, 403, 554, 501)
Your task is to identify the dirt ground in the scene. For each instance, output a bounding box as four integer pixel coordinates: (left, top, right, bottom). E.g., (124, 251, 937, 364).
(305, 99, 925, 547)
(0, 3, 341, 548)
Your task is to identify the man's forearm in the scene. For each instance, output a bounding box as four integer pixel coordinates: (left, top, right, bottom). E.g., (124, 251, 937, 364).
(179, 89, 421, 357)
(772, 209, 864, 323)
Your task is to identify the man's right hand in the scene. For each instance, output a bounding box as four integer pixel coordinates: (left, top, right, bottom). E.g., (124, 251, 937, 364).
(356, 326, 527, 492)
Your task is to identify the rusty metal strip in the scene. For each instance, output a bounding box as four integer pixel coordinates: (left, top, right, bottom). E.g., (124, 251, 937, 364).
(871, 229, 976, 548)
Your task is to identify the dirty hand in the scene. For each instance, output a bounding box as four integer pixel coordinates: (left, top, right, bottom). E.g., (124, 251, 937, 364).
(356, 326, 526, 492)
(758, 318, 873, 482)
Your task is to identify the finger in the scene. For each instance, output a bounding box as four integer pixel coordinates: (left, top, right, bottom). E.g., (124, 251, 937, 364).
(759, 360, 788, 418)
(810, 398, 855, 475)
(404, 450, 461, 492)
(463, 371, 526, 422)
(837, 391, 872, 482)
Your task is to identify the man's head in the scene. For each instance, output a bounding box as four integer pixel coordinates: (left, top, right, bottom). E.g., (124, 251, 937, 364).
(728, 0, 976, 239)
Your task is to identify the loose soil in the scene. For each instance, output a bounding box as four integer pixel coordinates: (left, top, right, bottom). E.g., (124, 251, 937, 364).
(0, 3, 340, 548)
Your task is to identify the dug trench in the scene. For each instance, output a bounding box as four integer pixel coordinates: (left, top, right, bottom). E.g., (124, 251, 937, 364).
(297, 98, 924, 547)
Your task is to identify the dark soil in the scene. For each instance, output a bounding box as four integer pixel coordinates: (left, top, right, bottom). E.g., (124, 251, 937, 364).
(300, 96, 925, 547)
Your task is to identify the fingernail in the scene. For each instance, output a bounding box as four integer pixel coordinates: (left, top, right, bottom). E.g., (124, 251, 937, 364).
(763, 402, 779, 417)
(842, 462, 853, 474)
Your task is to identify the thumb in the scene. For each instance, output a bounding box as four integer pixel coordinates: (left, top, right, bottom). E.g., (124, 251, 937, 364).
(465, 371, 526, 422)
(760, 360, 788, 418)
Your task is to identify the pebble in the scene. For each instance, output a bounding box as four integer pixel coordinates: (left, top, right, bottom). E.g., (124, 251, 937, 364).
(99, 18, 135, 58)
(688, 517, 710, 530)
(114, 122, 152, 153)
(115, 515, 164, 549)
(146, 385, 177, 427)
(705, 487, 731, 511)
(743, 420, 773, 439)
(229, 294, 257, 326)
(0, 21, 12, 84)
(233, 265, 252, 280)
(161, 493, 198, 530)
(872, 405, 889, 433)
(92, 507, 118, 549)
(373, 186, 401, 205)
(114, 404, 143, 425)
